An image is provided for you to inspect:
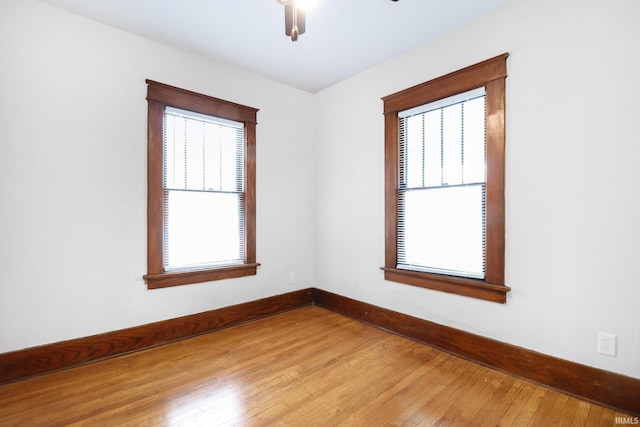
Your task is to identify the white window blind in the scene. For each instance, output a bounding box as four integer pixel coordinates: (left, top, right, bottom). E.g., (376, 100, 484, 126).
(397, 87, 486, 279)
(163, 107, 245, 271)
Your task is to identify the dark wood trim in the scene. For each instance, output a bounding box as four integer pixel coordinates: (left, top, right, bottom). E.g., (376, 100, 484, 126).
(381, 267, 510, 303)
(0, 288, 313, 385)
(144, 263, 261, 289)
(382, 54, 509, 303)
(145, 79, 258, 124)
(244, 121, 257, 264)
(312, 289, 640, 416)
(383, 112, 399, 269)
(144, 80, 259, 288)
(382, 53, 509, 114)
(146, 99, 165, 276)
(2, 288, 637, 416)
(484, 77, 506, 285)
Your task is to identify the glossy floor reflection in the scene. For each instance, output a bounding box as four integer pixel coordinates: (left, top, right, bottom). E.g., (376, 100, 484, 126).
(0, 306, 633, 426)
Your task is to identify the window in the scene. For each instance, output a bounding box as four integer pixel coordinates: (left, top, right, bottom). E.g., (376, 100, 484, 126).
(381, 54, 510, 303)
(144, 80, 259, 289)
(398, 88, 487, 279)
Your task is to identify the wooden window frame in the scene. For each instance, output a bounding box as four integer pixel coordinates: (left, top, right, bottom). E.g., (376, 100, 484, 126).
(381, 54, 510, 303)
(143, 80, 259, 289)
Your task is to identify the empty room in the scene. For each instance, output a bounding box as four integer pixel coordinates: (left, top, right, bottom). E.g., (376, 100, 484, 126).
(1, 0, 639, 425)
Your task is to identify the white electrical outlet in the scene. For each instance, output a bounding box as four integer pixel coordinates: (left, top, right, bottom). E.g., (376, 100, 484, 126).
(597, 332, 617, 357)
(288, 272, 295, 284)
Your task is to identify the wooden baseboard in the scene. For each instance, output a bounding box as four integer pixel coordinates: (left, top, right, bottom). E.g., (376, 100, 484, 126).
(312, 288, 640, 416)
(0, 288, 314, 385)
(2, 287, 637, 416)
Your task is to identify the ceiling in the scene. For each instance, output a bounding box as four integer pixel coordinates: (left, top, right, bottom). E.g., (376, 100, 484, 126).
(39, 0, 510, 93)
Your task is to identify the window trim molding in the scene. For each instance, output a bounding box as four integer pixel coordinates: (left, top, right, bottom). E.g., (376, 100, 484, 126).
(144, 80, 259, 289)
(381, 54, 510, 303)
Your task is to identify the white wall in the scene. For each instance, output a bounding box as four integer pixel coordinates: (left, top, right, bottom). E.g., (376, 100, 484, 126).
(0, 0, 315, 352)
(2, 0, 639, 382)
(314, 0, 640, 379)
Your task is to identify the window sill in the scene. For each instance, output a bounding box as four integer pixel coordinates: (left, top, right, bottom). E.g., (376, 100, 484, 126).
(381, 267, 510, 303)
(144, 263, 260, 289)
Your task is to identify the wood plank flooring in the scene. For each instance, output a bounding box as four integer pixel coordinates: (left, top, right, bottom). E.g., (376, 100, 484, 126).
(0, 306, 633, 426)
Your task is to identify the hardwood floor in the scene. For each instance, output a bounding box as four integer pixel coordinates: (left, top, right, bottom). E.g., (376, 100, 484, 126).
(0, 306, 633, 426)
